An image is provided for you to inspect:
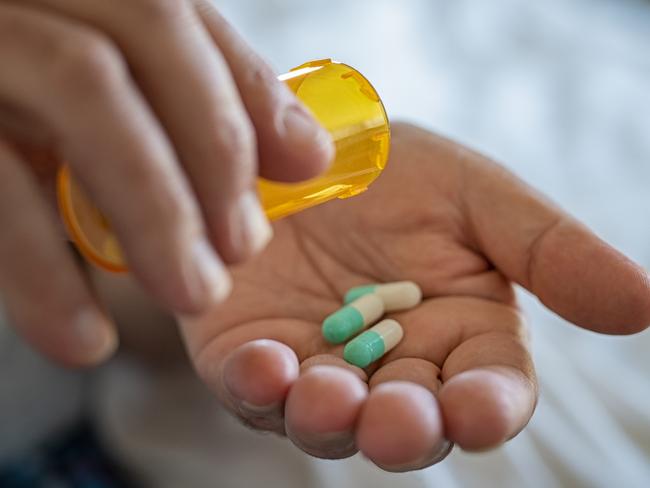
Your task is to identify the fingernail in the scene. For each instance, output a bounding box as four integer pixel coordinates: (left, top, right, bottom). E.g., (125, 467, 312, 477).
(235, 191, 272, 257)
(288, 430, 356, 459)
(237, 401, 285, 432)
(192, 238, 232, 306)
(430, 439, 454, 462)
(74, 308, 118, 362)
(240, 400, 282, 415)
(377, 440, 454, 472)
(282, 106, 334, 157)
(222, 366, 282, 415)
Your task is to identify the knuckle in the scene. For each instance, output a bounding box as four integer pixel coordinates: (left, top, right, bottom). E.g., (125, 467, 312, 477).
(220, 116, 256, 154)
(50, 32, 124, 94)
(128, 181, 197, 239)
(242, 61, 288, 112)
(215, 118, 257, 187)
(157, 190, 198, 234)
(244, 60, 278, 91)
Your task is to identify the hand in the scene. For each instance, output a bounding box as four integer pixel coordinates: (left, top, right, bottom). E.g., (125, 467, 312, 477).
(0, 0, 332, 366)
(179, 123, 650, 471)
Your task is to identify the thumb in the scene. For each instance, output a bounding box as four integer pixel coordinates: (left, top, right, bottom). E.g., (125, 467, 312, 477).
(462, 154, 650, 335)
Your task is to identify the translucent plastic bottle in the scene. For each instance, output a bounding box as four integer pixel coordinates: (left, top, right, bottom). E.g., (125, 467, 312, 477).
(57, 59, 391, 272)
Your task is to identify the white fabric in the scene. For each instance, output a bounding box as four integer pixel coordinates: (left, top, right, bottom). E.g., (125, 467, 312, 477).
(1, 0, 649, 486)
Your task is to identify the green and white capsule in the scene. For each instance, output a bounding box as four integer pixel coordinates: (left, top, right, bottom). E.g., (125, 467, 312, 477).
(343, 319, 404, 368)
(322, 294, 384, 344)
(344, 281, 422, 312)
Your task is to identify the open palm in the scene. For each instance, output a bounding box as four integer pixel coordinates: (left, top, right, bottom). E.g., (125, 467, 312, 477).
(180, 123, 650, 471)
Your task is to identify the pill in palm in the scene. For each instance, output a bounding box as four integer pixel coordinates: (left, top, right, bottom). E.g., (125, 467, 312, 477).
(343, 319, 404, 368)
(322, 294, 384, 344)
(344, 281, 422, 311)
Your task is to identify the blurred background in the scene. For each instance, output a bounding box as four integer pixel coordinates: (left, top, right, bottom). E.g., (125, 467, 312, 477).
(1, 0, 649, 486)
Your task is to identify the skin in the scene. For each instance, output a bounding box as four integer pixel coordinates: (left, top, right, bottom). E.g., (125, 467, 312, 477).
(0, 0, 333, 367)
(94, 123, 650, 472)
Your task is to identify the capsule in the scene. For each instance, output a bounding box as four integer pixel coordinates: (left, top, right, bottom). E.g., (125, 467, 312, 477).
(322, 294, 384, 344)
(343, 319, 404, 368)
(344, 281, 422, 311)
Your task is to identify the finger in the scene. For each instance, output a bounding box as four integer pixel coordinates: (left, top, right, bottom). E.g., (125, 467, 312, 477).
(183, 310, 322, 427)
(181, 226, 337, 374)
(359, 355, 449, 471)
(368, 357, 441, 393)
(369, 297, 536, 452)
(221, 339, 299, 433)
(356, 379, 450, 472)
(181, 299, 367, 460)
(282, 354, 367, 458)
(23, 0, 273, 263)
(5, 141, 59, 206)
(0, 139, 116, 366)
(438, 365, 535, 452)
(447, 126, 650, 334)
(194, 0, 334, 181)
(285, 365, 367, 459)
(185, 310, 367, 459)
(0, 3, 229, 313)
(300, 353, 367, 382)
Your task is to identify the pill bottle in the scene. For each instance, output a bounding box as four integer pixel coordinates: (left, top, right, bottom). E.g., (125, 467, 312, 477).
(57, 59, 390, 272)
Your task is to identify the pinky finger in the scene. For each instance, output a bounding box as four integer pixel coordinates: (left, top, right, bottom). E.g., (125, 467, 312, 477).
(0, 140, 116, 366)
